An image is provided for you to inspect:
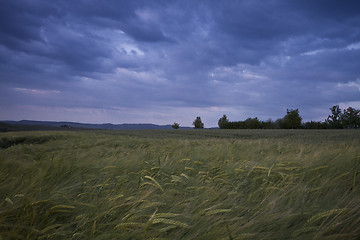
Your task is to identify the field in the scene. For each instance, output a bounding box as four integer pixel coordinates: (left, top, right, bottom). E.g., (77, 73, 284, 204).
(0, 129, 360, 239)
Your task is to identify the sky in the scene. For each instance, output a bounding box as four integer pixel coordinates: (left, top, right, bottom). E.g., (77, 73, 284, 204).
(1, 0, 360, 127)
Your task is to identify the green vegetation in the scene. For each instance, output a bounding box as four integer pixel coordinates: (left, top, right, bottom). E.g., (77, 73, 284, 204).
(193, 117, 204, 129)
(1, 129, 360, 239)
(172, 123, 180, 129)
(283, 109, 302, 129)
(218, 105, 360, 129)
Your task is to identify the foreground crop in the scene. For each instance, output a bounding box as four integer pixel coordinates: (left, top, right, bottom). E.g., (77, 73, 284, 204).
(0, 130, 359, 239)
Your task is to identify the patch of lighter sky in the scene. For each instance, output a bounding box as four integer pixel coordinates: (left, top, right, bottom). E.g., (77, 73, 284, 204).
(14, 88, 61, 95)
(339, 101, 360, 109)
(211, 64, 265, 80)
(346, 41, 360, 50)
(301, 41, 360, 56)
(301, 49, 327, 56)
(40, 27, 48, 43)
(115, 67, 168, 85)
(242, 71, 266, 80)
(111, 29, 145, 56)
(119, 43, 145, 56)
(135, 8, 159, 23)
(337, 79, 360, 91)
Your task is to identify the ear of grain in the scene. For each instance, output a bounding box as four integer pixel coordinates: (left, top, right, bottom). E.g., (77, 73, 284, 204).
(151, 218, 190, 228)
(205, 209, 231, 216)
(252, 166, 268, 172)
(102, 166, 117, 171)
(155, 213, 181, 218)
(333, 172, 350, 182)
(29, 200, 52, 206)
(307, 208, 348, 223)
(139, 201, 164, 210)
(180, 173, 190, 179)
(143, 176, 164, 192)
(184, 167, 195, 172)
(50, 205, 75, 210)
(114, 222, 144, 229)
(159, 225, 178, 232)
(171, 175, 183, 183)
(40, 224, 62, 234)
(178, 158, 191, 163)
(267, 164, 275, 177)
(5, 197, 13, 205)
(311, 166, 329, 172)
(140, 182, 163, 192)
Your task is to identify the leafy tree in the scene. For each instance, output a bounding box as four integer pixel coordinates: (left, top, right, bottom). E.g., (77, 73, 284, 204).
(262, 119, 276, 129)
(172, 122, 180, 129)
(193, 116, 204, 129)
(302, 121, 327, 129)
(326, 105, 343, 129)
(244, 117, 261, 129)
(275, 118, 286, 129)
(341, 107, 360, 128)
(283, 109, 302, 129)
(218, 114, 229, 129)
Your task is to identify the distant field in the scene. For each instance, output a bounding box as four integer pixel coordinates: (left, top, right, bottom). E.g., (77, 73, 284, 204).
(0, 129, 359, 239)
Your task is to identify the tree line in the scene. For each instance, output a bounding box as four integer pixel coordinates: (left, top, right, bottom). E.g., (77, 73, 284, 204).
(217, 109, 303, 129)
(218, 105, 360, 129)
(172, 105, 360, 129)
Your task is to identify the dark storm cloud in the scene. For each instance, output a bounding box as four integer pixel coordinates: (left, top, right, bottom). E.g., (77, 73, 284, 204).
(210, 0, 360, 65)
(0, 1, 60, 51)
(291, 0, 360, 20)
(0, 0, 170, 75)
(1, 0, 359, 126)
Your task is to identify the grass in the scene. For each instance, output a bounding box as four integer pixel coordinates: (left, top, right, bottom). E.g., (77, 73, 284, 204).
(0, 129, 359, 239)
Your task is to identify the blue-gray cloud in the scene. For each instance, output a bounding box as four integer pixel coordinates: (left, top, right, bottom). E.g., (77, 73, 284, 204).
(1, 0, 359, 126)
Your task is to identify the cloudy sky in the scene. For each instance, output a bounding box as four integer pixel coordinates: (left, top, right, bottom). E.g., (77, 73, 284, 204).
(1, 0, 359, 127)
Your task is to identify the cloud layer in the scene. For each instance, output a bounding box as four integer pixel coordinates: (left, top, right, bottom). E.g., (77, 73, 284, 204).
(1, 0, 360, 126)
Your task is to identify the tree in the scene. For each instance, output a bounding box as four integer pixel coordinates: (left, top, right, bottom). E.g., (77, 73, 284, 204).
(218, 114, 229, 129)
(262, 119, 276, 129)
(302, 121, 327, 129)
(244, 117, 261, 129)
(172, 122, 180, 129)
(275, 118, 286, 129)
(283, 109, 302, 129)
(341, 107, 360, 128)
(193, 116, 204, 129)
(326, 105, 343, 129)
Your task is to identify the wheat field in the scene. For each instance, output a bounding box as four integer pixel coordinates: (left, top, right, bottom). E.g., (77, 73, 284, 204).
(0, 129, 359, 239)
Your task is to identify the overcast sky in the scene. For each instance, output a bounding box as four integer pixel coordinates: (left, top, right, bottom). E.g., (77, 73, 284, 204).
(1, 0, 359, 127)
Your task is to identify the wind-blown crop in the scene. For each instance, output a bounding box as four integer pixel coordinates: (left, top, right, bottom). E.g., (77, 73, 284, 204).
(0, 130, 359, 239)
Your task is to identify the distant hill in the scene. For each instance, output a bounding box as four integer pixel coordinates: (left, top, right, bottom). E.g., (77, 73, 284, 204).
(0, 120, 192, 131)
(0, 122, 64, 132)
